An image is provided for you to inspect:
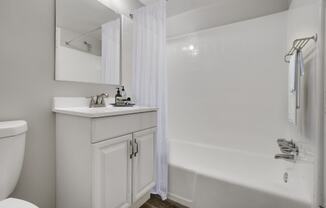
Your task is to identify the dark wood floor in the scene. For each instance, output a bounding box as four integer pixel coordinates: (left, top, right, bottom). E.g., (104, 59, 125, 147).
(140, 195, 188, 208)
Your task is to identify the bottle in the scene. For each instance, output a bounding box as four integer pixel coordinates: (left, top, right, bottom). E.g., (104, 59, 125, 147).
(121, 86, 127, 100)
(115, 88, 122, 105)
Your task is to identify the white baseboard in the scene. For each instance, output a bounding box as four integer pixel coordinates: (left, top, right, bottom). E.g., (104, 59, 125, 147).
(132, 192, 151, 208)
(167, 193, 193, 208)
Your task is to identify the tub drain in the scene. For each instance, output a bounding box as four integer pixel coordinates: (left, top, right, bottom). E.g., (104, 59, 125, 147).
(283, 172, 288, 183)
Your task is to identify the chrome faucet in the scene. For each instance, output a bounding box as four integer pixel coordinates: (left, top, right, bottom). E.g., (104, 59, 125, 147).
(274, 138, 299, 162)
(89, 93, 109, 108)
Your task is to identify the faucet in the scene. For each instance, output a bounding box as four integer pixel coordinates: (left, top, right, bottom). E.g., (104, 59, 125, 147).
(274, 138, 299, 162)
(89, 93, 109, 108)
(274, 154, 295, 161)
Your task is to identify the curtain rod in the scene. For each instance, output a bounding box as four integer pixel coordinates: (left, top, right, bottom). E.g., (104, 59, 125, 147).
(129, 0, 168, 19)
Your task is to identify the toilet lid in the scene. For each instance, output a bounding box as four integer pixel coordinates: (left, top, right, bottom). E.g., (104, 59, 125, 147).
(0, 198, 38, 208)
(0, 120, 28, 139)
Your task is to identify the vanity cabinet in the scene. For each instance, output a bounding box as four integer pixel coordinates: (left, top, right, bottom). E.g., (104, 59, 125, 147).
(55, 110, 157, 208)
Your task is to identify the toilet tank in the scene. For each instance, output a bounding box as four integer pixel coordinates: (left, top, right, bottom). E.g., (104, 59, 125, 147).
(0, 120, 27, 200)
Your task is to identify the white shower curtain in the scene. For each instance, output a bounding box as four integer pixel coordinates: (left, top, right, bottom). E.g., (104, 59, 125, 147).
(102, 19, 120, 85)
(132, 0, 168, 199)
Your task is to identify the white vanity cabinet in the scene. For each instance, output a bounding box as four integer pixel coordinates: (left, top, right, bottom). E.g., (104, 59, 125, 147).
(55, 107, 157, 208)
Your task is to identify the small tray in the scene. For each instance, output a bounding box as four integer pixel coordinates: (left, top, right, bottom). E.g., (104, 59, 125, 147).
(111, 103, 135, 107)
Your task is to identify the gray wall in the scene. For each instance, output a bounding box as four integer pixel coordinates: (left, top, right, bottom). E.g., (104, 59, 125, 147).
(0, 0, 116, 207)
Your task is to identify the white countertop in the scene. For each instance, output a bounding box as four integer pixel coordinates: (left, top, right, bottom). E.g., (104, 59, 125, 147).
(53, 106, 157, 118)
(52, 97, 157, 118)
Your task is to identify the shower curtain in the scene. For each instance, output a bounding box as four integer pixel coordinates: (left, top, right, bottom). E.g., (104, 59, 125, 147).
(132, 0, 168, 199)
(102, 18, 120, 85)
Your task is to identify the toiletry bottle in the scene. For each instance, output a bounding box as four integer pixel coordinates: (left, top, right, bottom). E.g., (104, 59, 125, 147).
(115, 88, 122, 104)
(121, 86, 127, 100)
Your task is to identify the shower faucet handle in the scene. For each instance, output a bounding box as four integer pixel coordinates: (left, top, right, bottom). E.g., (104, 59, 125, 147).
(277, 138, 296, 148)
(274, 154, 295, 162)
(280, 145, 299, 155)
(275, 138, 299, 162)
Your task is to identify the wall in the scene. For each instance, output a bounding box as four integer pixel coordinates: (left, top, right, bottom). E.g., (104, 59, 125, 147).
(167, 12, 288, 156)
(286, 0, 324, 206)
(0, 0, 131, 207)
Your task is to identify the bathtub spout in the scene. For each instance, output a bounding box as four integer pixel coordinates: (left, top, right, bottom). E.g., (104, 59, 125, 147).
(274, 154, 295, 162)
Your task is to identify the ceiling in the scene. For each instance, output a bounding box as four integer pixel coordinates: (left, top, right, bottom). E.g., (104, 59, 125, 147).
(166, 0, 231, 17)
(141, 0, 290, 17)
(56, 0, 291, 36)
(56, 0, 120, 34)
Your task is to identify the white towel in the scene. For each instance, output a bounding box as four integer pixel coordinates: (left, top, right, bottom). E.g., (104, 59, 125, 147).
(288, 52, 297, 125)
(297, 50, 305, 76)
(296, 50, 304, 110)
(288, 50, 305, 125)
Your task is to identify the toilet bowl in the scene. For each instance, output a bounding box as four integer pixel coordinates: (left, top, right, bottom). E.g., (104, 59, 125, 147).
(0, 120, 38, 208)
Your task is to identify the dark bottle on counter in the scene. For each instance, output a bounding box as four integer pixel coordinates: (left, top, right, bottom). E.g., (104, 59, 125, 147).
(115, 87, 122, 104)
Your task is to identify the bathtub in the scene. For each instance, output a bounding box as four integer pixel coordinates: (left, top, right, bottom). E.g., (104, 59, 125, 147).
(168, 140, 313, 208)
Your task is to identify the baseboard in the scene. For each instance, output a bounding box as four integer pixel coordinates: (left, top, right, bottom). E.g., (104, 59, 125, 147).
(132, 192, 151, 208)
(167, 193, 193, 208)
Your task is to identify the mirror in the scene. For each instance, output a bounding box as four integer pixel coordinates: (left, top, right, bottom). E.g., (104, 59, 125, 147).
(55, 0, 121, 85)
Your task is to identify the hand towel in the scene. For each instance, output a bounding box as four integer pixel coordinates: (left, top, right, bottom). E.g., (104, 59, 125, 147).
(288, 51, 298, 125)
(296, 50, 304, 109)
(288, 50, 305, 125)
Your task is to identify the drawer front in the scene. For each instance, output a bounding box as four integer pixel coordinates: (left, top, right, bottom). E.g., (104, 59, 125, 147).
(91, 112, 157, 143)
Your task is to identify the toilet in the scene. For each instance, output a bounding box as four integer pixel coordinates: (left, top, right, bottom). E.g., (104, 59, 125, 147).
(0, 120, 38, 208)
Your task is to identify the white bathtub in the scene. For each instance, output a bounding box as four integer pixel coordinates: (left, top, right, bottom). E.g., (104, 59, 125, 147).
(168, 140, 313, 208)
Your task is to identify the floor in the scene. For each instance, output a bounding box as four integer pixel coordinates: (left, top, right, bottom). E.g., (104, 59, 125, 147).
(141, 195, 188, 208)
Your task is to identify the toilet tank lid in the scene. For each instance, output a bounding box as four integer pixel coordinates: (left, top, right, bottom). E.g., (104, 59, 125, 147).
(0, 198, 38, 208)
(0, 120, 28, 139)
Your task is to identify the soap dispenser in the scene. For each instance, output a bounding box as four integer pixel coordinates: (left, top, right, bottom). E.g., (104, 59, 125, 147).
(115, 88, 122, 105)
(121, 86, 127, 100)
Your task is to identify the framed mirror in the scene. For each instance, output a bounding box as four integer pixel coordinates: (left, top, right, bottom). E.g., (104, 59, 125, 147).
(55, 0, 121, 85)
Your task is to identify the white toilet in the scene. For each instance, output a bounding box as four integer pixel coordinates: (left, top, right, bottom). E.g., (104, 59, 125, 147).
(0, 120, 38, 208)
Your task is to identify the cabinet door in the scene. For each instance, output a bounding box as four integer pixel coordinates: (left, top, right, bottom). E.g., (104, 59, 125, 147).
(92, 134, 133, 208)
(132, 128, 156, 202)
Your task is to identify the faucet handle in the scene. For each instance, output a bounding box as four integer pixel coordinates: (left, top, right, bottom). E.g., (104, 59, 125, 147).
(98, 93, 109, 98)
(89, 96, 97, 108)
(88, 93, 109, 108)
(275, 138, 299, 162)
(280, 146, 299, 155)
(274, 154, 295, 161)
(277, 138, 286, 145)
(97, 93, 109, 105)
(277, 138, 295, 147)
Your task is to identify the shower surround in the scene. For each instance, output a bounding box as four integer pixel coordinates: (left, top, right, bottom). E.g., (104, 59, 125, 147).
(167, 0, 323, 206)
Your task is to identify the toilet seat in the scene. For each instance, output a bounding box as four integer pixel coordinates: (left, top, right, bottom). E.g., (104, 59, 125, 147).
(0, 198, 38, 208)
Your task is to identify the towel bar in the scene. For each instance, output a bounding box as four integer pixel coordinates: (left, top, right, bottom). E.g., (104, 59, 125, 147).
(284, 34, 318, 63)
